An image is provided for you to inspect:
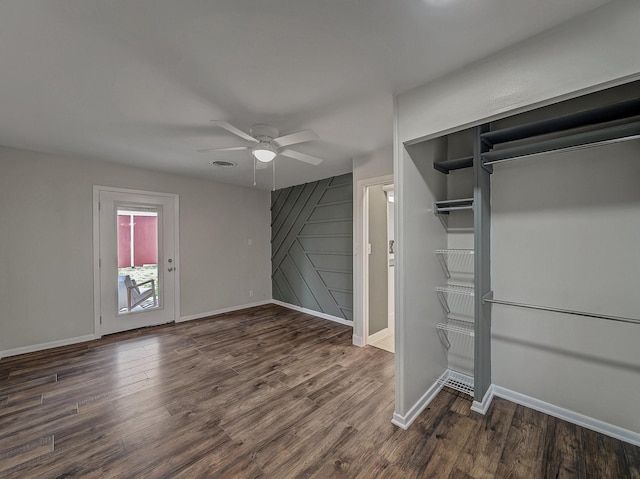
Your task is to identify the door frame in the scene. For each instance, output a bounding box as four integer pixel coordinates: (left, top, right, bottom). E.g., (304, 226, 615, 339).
(353, 174, 394, 347)
(93, 185, 180, 337)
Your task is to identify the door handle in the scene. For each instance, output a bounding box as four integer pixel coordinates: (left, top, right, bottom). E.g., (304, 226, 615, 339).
(168, 267, 174, 272)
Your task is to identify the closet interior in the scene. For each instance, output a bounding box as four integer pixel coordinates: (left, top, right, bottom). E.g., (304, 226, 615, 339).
(431, 129, 476, 397)
(407, 79, 640, 412)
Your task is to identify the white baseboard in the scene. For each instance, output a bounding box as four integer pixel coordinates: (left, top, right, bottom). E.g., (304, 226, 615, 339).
(0, 300, 334, 359)
(391, 370, 447, 430)
(271, 300, 354, 327)
(352, 334, 365, 347)
(471, 384, 495, 415)
(177, 300, 272, 323)
(0, 334, 98, 360)
(492, 385, 640, 447)
(367, 327, 390, 344)
(390, 375, 640, 446)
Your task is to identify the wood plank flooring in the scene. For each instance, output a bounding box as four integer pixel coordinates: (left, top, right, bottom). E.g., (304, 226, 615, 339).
(0, 304, 638, 478)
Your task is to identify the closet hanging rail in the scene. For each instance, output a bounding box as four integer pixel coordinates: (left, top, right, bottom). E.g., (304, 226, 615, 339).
(481, 96, 640, 147)
(482, 122, 640, 166)
(483, 133, 640, 166)
(484, 297, 640, 325)
(433, 198, 474, 214)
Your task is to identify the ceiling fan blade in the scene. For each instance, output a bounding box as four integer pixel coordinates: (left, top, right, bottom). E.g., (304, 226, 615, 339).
(211, 121, 258, 143)
(280, 149, 324, 166)
(273, 129, 318, 148)
(197, 146, 251, 152)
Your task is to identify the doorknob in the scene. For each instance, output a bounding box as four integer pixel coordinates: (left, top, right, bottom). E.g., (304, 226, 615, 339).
(168, 267, 174, 272)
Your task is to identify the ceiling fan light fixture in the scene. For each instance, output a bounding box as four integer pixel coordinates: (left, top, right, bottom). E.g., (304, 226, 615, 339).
(252, 142, 277, 162)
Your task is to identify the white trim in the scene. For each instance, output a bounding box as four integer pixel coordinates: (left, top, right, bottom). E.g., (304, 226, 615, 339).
(471, 384, 495, 415)
(173, 195, 181, 330)
(367, 327, 390, 344)
(93, 186, 101, 338)
(352, 334, 364, 347)
(272, 300, 354, 327)
(392, 96, 404, 423)
(391, 370, 447, 429)
(0, 334, 98, 360)
(362, 185, 370, 341)
(403, 377, 640, 446)
(492, 385, 640, 447)
(177, 300, 271, 323)
(93, 186, 180, 337)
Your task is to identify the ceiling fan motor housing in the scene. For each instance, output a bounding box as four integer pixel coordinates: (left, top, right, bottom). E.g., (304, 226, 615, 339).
(250, 124, 280, 142)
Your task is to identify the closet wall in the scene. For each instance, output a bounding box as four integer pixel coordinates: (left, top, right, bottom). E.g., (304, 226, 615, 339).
(491, 137, 640, 433)
(394, 139, 448, 419)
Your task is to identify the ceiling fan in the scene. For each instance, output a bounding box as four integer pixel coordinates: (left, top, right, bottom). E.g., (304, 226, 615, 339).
(198, 121, 324, 166)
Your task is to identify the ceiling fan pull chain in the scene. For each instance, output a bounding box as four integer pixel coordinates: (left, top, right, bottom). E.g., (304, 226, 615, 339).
(272, 159, 276, 191)
(253, 156, 257, 186)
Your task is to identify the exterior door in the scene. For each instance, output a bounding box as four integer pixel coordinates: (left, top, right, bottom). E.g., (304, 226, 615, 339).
(94, 186, 178, 336)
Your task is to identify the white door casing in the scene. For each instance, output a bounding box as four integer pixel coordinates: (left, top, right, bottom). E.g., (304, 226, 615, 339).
(93, 186, 179, 336)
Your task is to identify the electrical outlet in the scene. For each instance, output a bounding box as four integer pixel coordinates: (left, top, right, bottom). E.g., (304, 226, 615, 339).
(249, 290, 254, 297)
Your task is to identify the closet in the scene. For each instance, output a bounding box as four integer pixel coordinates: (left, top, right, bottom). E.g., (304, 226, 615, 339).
(430, 129, 477, 397)
(480, 84, 640, 431)
(408, 80, 640, 416)
(482, 86, 640, 325)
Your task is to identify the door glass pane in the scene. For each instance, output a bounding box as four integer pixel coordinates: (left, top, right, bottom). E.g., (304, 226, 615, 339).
(117, 207, 160, 315)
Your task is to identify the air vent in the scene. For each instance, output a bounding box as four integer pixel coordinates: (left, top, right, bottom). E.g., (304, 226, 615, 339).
(209, 160, 236, 168)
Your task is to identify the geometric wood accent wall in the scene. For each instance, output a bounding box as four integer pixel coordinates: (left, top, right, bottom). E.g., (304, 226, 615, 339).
(271, 173, 353, 320)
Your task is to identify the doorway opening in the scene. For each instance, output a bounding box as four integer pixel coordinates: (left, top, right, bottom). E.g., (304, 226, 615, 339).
(364, 181, 395, 353)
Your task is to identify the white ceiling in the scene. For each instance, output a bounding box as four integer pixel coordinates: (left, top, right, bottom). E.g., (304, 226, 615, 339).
(0, 0, 612, 189)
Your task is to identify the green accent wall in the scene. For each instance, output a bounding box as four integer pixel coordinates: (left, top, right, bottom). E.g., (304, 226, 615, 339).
(271, 173, 353, 320)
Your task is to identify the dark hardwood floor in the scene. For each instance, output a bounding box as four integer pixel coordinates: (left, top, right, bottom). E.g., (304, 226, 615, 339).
(0, 304, 638, 478)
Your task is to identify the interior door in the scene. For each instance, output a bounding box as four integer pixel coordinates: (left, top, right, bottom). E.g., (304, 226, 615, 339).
(95, 187, 178, 336)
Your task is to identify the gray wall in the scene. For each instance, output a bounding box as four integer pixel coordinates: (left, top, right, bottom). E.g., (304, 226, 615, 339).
(492, 139, 640, 433)
(368, 184, 388, 335)
(271, 173, 353, 320)
(0, 146, 271, 353)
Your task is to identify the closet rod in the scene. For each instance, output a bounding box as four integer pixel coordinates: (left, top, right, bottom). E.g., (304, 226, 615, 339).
(485, 298, 640, 325)
(435, 205, 474, 212)
(483, 132, 640, 166)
